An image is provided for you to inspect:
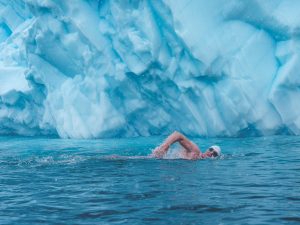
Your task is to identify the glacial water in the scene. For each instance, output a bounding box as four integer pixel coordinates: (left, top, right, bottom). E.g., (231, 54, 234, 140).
(0, 135, 300, 225)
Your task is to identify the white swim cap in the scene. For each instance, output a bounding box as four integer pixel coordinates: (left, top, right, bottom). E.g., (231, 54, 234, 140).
(209, 145, 221, 156)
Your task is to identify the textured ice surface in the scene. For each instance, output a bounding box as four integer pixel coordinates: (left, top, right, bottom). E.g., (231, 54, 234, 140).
(0, 0, 299, 138)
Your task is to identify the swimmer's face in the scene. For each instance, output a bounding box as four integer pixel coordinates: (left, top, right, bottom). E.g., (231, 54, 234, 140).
(205, 147, 218, 157)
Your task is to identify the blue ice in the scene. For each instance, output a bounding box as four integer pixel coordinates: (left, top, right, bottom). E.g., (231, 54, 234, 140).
(0, 0, 300, 138)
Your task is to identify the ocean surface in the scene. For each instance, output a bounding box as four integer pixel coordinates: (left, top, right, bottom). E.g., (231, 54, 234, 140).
(0, 135, 299, 225)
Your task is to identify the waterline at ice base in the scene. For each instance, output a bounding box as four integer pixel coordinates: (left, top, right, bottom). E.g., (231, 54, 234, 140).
(1, 0, 300, 138)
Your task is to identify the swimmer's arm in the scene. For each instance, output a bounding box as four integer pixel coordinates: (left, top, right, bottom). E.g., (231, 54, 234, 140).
(152, 131, 201, 158)
(175, 132, 201, 159)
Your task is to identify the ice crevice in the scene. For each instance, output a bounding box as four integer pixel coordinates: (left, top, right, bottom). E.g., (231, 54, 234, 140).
(0, 0, 300, 138)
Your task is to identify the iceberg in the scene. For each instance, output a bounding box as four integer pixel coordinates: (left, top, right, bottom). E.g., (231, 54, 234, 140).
(0, 0, 299, 138)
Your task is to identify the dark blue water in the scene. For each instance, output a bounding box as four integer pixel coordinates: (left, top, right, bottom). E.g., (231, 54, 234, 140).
(0, 135, 300, 225)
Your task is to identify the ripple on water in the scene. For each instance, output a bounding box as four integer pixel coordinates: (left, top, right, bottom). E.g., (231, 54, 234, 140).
(0, 135, 300, 224)
(281, 217, 300, 222)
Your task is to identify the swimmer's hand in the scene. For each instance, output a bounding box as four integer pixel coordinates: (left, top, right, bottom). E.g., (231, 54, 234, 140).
(152, 144, 169, 158)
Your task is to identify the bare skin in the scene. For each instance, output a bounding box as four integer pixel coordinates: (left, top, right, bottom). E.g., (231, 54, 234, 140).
(152, 131, 215, 160)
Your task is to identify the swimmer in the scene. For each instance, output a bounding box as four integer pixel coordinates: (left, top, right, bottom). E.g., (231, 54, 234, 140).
(152, 131, 221, 160)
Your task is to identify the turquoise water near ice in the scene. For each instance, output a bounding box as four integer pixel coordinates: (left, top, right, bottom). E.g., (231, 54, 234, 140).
(0, 135, 300, 224)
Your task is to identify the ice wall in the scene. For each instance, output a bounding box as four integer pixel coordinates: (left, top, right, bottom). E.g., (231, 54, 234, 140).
(0, 0, 299, 138)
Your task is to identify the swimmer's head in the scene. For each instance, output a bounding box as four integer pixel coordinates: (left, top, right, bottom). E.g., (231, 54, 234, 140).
(207, 145, 221, 157)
